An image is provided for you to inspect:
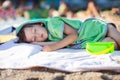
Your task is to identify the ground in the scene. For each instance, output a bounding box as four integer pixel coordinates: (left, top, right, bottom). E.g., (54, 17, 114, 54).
(0, 11, 120, 80)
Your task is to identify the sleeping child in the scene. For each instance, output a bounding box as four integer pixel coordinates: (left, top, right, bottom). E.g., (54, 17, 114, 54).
(16, 16, 120, 51)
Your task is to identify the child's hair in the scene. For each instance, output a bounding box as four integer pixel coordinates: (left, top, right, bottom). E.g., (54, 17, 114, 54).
(17, 22, 45, 43)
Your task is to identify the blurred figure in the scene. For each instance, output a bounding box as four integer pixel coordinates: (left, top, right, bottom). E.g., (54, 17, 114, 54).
(58, 0, 88, 18)
(93, 0, 120, 16)
(0, 0, 6, 20)
(41, 0, 60, 17)
(2, 0, 16, 20)
(0, 5, 7, 20)
(111, 0, 120, 15)
(86, 0, 101, 17)
(44, 0, 60, 10)
(63, 0, 88, 13)
(58, 0, 100, 19)
(58, 1, 73, 18)
(24, 0, 49, 19)
(15, 0, 27, 18)
(94, 0, 112, 11)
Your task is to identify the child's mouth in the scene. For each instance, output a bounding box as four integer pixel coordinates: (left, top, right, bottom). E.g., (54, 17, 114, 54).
(41, 34, 43, 38)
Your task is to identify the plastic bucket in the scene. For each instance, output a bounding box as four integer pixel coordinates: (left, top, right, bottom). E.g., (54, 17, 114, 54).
(86, 42, 114, 55)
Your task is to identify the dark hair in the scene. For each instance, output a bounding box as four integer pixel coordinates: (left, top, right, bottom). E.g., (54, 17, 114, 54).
(17, 22, 45, 43)
(17, 25, 28, 43)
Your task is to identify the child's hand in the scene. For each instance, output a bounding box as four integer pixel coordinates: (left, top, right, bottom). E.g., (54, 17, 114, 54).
(41, 45, 53, 52)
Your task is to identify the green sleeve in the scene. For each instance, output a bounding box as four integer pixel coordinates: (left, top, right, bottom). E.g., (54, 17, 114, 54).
(47, 17, 64, 41)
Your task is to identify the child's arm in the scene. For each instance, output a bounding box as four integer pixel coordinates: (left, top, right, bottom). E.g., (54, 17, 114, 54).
(42, 23, 78, 51)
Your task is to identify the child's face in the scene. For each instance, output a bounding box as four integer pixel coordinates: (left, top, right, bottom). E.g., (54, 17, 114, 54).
(24, 24, 48, 42)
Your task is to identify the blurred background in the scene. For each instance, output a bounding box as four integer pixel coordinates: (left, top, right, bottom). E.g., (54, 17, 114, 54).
(0, 0, 120, 20)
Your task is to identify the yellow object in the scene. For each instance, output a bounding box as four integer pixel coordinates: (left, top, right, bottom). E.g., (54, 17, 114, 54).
(0, 35, 16, 43)
(86, 42, 114, 55)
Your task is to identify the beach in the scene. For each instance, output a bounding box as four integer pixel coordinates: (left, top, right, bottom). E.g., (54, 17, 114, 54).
(0, 68, 120, 80)
(0, 11, 120, 80)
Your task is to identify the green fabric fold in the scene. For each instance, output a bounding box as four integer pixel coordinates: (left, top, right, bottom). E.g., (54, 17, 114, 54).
(77, 18, 108, 48)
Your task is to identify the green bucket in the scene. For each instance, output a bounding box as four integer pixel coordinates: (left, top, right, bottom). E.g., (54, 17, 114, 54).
(86, 42, 114, 55)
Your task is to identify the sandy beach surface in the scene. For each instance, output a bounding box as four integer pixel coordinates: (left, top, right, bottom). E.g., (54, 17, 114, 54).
(0, 11, 120, 80)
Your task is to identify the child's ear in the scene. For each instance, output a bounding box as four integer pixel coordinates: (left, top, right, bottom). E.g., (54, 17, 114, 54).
(40, 23, 43, 27)
(40, 23, 45, 27)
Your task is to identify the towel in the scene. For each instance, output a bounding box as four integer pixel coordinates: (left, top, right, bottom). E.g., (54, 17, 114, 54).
(0, 35, 16, 43)
(0, 39, 120, 72)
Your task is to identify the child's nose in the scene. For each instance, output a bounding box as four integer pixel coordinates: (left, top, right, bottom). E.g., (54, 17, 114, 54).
(35, 33, 40, 38)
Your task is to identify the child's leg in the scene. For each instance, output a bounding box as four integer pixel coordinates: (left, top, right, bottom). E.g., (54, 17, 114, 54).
(102, 37, 119, 50)
(106, 24, 120, 49)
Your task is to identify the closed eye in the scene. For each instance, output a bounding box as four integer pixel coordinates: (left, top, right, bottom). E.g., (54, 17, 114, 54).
(31, 27, 36, 42)
(34, 28, 37, 41)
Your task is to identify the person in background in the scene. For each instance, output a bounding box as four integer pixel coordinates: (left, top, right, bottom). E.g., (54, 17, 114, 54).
(0, 5, 7, 20)
(92, 0, 120, 19)
(15, 0, 27, 18)
(44, 0, 60, 10)
(111, 0, 120, 15)
(0, 0, 7, 20)
(93, 0, 117, 16)
(2, 0, 16, 20)
(57, 0, 101, 19)
(24, 0, 49, 20)
(57, 1, 73, 18)
(41, 0, 60, 17)
(85, 0, 101, 18)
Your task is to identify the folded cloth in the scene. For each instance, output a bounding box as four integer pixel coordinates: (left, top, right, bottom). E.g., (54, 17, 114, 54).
(0, 35, 16, 43)
(0, 26, 16, 43)
(0, 26, 16, 35)
(0, 39, 120, 72)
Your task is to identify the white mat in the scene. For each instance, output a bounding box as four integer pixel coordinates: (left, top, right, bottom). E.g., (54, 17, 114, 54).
(0, 39, 120, 72)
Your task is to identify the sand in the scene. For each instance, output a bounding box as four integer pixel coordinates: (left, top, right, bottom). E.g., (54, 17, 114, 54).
(0, 69, 120, 80)
(0, 11, 120, 80)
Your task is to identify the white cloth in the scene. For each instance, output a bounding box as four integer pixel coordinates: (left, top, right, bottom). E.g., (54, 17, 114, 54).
(0, 39, 120, 72)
